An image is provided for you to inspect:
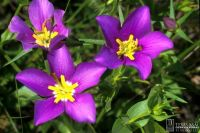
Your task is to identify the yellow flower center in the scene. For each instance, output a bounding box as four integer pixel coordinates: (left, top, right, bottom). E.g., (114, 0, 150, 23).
(48, 74, 78, 103)
(116, 34, 141, 60)
(32, 21, 58, 48)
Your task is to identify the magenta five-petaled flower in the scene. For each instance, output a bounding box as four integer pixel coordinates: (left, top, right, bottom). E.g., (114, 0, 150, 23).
(95, 6, 173, 80)
(16, 45, 106, 125)
(9, 0, 70, 51)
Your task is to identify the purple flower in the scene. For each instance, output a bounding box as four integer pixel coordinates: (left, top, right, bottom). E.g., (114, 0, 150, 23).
(95, 6, 173, 80)
(16, 44, 106, 125)
(9, 0, 70, 51)
(163, 17, 176, 30)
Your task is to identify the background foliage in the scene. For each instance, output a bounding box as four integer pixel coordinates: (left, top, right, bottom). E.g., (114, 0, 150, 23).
(0, 0, 199, 132)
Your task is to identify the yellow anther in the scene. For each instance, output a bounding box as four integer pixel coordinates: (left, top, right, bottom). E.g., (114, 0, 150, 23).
(116, 34, 141, 60)
(48, 75, 78, 103)
(32, 21, 58, 48)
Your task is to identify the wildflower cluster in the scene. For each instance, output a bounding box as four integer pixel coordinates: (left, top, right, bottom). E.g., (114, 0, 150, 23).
(9, 0, 173, 126)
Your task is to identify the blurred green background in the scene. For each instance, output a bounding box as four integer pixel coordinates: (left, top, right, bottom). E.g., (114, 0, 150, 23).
(0, 0, 199, 132)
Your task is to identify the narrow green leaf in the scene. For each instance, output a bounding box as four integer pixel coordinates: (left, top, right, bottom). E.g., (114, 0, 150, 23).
(176, 29, 193, 43)
(17, 0, 28, 5)
(79, 38, 105, 45)
(170, 0, 175, 19)
(16, 86, 37, 100)
(147, 84, 163, 109)
(57, 120, 71, 133)
(178, 40, 200, 60)
(3, 50, 31, 67)
(0, 30, 14, 45)
(118, 4, 124, 25)
(151, 114, 175, 121)
(165, 91, 187, 103)
(177, 11, 193, 25)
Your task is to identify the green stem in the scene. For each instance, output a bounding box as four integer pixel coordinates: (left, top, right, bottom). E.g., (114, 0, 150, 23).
(96, 108, 105, 124)
(178, 40, 200, 61)
(64, 0, 71, 13)
(3, 54, 21, 72)
(134, 78, 150, 85)
(14, 4, 23, 16)
(66, 0, 89, 23)
(0, 101, 19, 133)
(88, 124, 96, 133)
(139, 0, 145, 5)
(15, 80, 23, 133)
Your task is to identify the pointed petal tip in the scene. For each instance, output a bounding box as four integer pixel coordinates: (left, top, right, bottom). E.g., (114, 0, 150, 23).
(96, 15, 107, 23)
(125, 53, 152, 80)
(65, 94, 96, 123)
(136, 5, 150, 14)
(8, 16, 17, 32)
(140, 5, 150, 10)
(96, 15, 118, 24)
(34, 120, 41, 126)
(34, 98, 64, 126)
(88, 117, 96, 123)
(139, 31, 174, 59)
(15, 72, 21, 81)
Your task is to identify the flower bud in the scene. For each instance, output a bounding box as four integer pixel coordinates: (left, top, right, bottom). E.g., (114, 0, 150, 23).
(163, 17, 176, 30)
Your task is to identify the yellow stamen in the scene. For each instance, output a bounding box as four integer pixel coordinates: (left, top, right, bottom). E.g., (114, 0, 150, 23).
(116, 34, 141, 60)
(48, 75, 78, 103)
(32, 21, 58, 48)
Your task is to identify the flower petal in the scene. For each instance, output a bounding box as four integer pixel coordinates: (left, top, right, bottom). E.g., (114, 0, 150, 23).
(95, 46, 123, 69)
(70, 62, 106, 93)
(49, 35, 65, 50)
(139, 31, 173, 58)
(96, 15, 121, 50)
(65, 93, 96, 123)
(47, 44, 75, 78)
(34, 97, 64, 126)
(28, 0, 54, 30)
(16, 68, 55, 97)
(9, 16, 35, 51)
(125, 53, 152, 80)
(53, 9, 70, 37)
(121, 6, 151, 39)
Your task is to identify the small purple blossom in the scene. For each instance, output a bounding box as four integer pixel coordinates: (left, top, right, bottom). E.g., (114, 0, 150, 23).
(9, 0, 70, 51)
(163, 17, 176, 30)
(16, 44, 106, 125)
(95, 6, 173, 80)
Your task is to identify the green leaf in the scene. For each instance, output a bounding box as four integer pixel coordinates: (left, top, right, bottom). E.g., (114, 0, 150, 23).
(17, 0, 28, 5)
(177, 11, 193, 25)
(127, 100, 150, 124)
(134, 117, 150, 128)
(112, 117, 132, 133)
(38, 121, 53, 133)
(118, 4, 124, 25)
(178, 40, 200, 60)
(15, 86, 39, 107)
(144, 120, 167, 133)
(147, 84, 163, 109)
(165, 91, 187, 103)
(57, 120, 71, 133)
(79, 38, 105, 45)
(169, 0, 175, 19)
(16, 86, 37, 100)
(3, 50, 31, 67)
(151, 113, 174, 121)
(0, 30, 14, 45)
(176, 29, 193, 43)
